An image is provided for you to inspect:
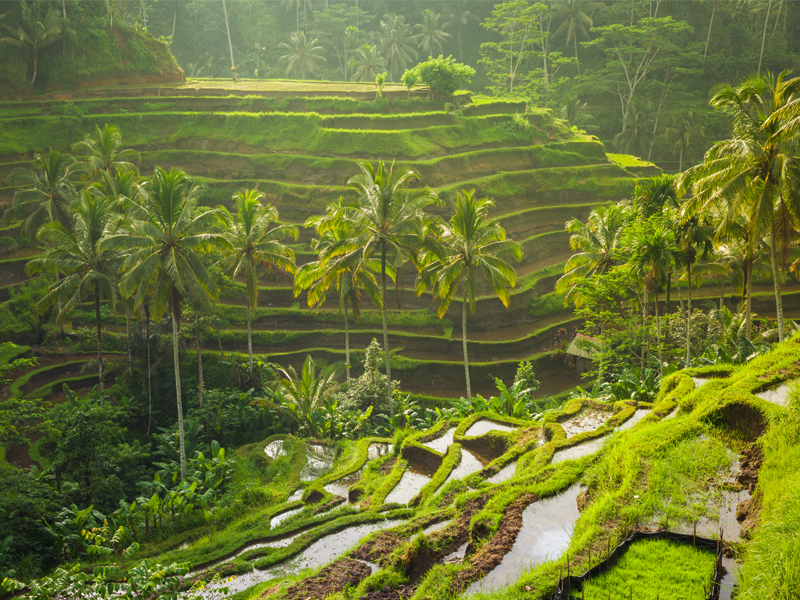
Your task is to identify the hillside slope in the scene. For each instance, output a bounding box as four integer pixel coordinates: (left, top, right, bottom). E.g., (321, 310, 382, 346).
(0, 84, 649, 399)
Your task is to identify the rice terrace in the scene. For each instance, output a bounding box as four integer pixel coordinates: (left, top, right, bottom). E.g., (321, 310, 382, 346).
(1, 1, 799, 599)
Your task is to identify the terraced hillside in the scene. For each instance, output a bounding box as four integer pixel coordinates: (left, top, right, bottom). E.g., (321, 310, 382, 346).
(0, 82, 658, 400)
(71, 332, 800, 600)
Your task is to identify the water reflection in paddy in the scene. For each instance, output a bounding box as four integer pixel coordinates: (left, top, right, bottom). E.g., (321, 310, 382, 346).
(424, 428, 456, 454)
(552, 436, 609, 464)
(384, 464, 432, 505)
(561, 409, 612, 438)
(270, 507, 303, 530)
(444, 448, 483, 486)
(264, 440, 287, 459)
(206, 518, 404, 598)
(486, 461, 517, 484)
(467, 484, 582, 594)
(300, 444, 337, 481)
(754, 382, 792, 407)
(616, 409, 650, 432)
(464, 420, 517, 437)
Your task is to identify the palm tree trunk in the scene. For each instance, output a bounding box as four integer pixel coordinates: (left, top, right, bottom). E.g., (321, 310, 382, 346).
(719, 276, 725, 311)
(745, 257, 753, 341)
(146, 304, 152, 435)
(769, 226, 785, 342)
(195, 308, 204, 408)
(381, 246, 394, 420)
(702, 1, 716, 73)
(462, 288, 471, 400)
(246, 301, 254, 382)
(125, 304, 134, 376)
(686, 262, 692, 364)
(758, 0, 773, 74)
(222, 0, 235, 71)
(171, 0, 178, 40)
(679, 144, 684, 172)
(95, 283, 105, 406)
(344, 299, 350, 385)
(655, 292, 664, 376)
(62, 0, 66, 18)
(643, 289, 650, 366)
(31, 47, 38, 85)
(171, 309, 187, 480)
(296, 0, 300, 32)
(665, 271, 671, 314)
(573, 35, 581, 75)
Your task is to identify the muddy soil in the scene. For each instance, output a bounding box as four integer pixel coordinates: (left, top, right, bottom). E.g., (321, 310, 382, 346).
(281, 558, 371, 600)
(352, 496, 486, 580)
(359, 584, 414, 600)
(736, 444, 763, 539)
(461, 435, 510, 466)
(454, 494, 536, 590)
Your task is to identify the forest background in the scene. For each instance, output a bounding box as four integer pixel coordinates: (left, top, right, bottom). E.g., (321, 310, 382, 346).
(3, 0, 800, 171)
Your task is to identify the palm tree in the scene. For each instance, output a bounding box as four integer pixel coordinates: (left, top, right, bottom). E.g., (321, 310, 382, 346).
(556, 203, 632, 305)
(28, 192, 122, 405)
(678, 71, 800, 343)
(332, 161, 438, 418)
(0, 0, 70, 85)
(414, 10, 451, 58)
(629, 225, 676, 375)
(7, 149, 79, 240)
(443, 1, 478, 62)
(349, 44, 386, 82)
(550, 0, 605, 75)
(217, 190, 297, 384)
(416, 191, 521, 399)
(663, 108, 708, 172)
(280, 0, 312, 32)
(378, 14, 418, 82)
(278, 31, 326, 80)
(276, 355, 339, 437)
(296, 210, 381, 384)
(71, 124, 141, 181)
(113, 167, 227, 480)
(613, 105, 654, 158)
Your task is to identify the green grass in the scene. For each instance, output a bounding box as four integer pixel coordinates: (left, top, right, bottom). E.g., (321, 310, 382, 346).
(582, 539, 716, 600)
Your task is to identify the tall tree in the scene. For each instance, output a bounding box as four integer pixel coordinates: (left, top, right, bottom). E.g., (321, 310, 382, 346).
(114, 167, 227, 480)
(217, 190, 297, 384)
(297, 208, 381, 385)
(71, 124, 140, 181)
(678, 71, 800, 343)
(556, 203, 632, 305)
(663, 107, 708, 172)
(333, 161, 438, 418)
(28, 192, 122, 405)
(312, 5, 366, 80)
(0, 0, 69, 85)
(550, 0, 605, 75)
(414, 10, 451, 58)
(443, 1, 478, 62)
(479, 0, 546, 95)
(7, 149, 78, 240)
(378, 13, 418, 82)
(416, 191, 521, 399)
(349, 44, 386, 82)
(279, 30, 326, 80)
(629, 224, 676, 375)
(583, 17, 693, 134)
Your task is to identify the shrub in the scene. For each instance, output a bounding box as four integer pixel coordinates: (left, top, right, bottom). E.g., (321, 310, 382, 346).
(339, 339, 397, 421)
(409, 55, 475, 99)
